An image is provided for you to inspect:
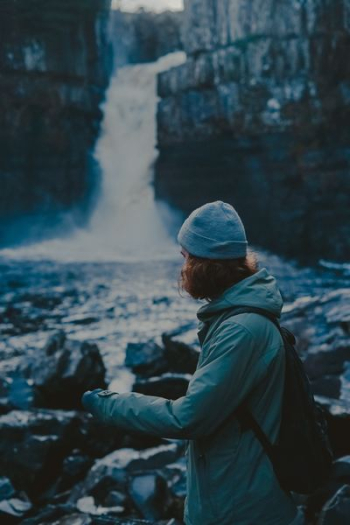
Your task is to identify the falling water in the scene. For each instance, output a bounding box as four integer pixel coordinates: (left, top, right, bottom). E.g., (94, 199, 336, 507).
(1, 52, 186, 262)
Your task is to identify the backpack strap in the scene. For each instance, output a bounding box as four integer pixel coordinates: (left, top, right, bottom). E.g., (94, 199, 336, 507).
(218, 306, 284, 467)
(219, 305, 282, 332)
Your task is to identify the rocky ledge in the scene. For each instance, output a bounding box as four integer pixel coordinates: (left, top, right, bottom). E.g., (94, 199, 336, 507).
(110, 9, 183, 67)
(155, 0, 350, 263)
(0, 0, 113, 248)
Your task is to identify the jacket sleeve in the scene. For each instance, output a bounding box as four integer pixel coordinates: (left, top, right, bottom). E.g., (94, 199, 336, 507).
(82, 321, 267, 439)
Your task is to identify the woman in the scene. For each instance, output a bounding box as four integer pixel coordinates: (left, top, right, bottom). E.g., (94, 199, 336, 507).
(82, 201, 303, 525)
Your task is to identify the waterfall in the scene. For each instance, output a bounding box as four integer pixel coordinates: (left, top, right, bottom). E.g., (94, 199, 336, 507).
(1, 52, 186, 262)
(115, 1, 184, 12)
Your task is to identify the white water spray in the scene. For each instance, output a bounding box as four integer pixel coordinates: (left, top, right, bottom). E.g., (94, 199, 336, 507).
(1, 52, 186, 262)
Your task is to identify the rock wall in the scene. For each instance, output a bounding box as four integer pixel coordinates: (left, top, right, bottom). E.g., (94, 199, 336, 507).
(0, 0, 113, 247)
(110, 8, 183, 66)
(155, 0, 350, 263)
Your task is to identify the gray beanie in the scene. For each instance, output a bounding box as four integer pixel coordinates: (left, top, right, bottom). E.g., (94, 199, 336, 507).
(177, 201, 248, 259)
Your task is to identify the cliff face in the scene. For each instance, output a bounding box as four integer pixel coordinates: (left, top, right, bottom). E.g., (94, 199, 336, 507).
(0, 0, 113, 247)
(155, 0, 350, 262)
(110, 9, 183, 67)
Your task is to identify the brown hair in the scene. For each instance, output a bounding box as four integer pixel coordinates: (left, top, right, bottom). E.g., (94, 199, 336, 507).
(179, 250, 259, 301)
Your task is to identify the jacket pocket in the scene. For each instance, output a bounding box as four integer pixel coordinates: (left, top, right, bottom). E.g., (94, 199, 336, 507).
(197, 451, 217, 522)
(202, 421, 242, 520)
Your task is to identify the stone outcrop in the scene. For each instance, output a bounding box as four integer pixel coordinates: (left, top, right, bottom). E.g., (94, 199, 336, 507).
(0, 0, 113, 247)
(22, 330, 107, 410)
(155, 0, 350, 263)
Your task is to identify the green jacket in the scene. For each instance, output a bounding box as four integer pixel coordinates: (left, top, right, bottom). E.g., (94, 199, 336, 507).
(83, 268, 298, 525)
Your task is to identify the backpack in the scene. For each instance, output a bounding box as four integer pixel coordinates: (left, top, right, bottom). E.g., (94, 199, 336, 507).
(219, 305, 334, 495)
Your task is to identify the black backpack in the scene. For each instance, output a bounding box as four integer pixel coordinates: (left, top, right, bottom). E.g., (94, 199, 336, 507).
(220, 305, 334, 495)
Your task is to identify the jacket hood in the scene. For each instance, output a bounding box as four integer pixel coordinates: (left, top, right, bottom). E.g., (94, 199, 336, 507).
(196, 267, 283, 322)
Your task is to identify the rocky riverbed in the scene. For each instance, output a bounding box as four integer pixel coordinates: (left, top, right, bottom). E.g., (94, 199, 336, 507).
(0, 252, 349, 524)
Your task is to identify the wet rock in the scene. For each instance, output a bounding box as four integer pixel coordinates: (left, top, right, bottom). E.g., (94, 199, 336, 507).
(125, 341, 168, 378)
(129, 473, 169, 521)
(162, 327, 200, 374)
(0, 376, 39, 413)
(18, 292, 63, 311)
(53, 515, 92, 525)
(311, 375, 342, 399)
(316, 396, 350, 458)
(0, 493, 32, 522)
(304, 346, 350, 382)
(318, 484, 350, 524)
(158, 460, 187, 520)
(332, 456, 350, 484)
(282, 290, 350, 402)
(70, 444, 181, 505)
(159, 460, 187, 498)
(20, 504, 80, 525)
(23, 330, 106, 409)
(77, 413, 164, 459)
(76, 414, 124, 459)
(60, 516, 176, 525)
(76, 495, 124, 516)
(307, 456, 350, 519)
(44, 517, 174, 525)
(0, 409, 79, 497)
(61, 453, 94, 484)
(43, 451, 94, 500)
(283, 290, 350, 354)
(103, 490, 128, 508)
(0, 377, 12, 414)
(133, 374, 190, 400)
(0, 305, 45, 335)
(0, 477, 15, 501)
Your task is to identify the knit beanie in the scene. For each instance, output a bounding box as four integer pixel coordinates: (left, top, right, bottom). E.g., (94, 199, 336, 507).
(177, 201, 248, 259)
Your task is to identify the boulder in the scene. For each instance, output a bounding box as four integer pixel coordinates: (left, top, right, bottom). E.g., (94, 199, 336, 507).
(307, 456, 350, 519)
(20, 504, 83, 525)
(23, 515, 179, 525)
(0, 375, 42, 414)
(332, 456, 350, 484)
(0, 305, 45, 336)
(311, 375, 342, 399)
(162, 327, 200, 374)
(304, 346, 350, 382)
(77, 413, 164, 459)
(283, 290, 350, 356)
(158, 460, 187, 520)
(129, 473, 170, 521)
(42, 451, 94, 500)
(133, 374, 190, 400)
(0, 494, 32, 523)
(318, 484, 350, 524)
(69, 444, 182, 505)
(103, 490, 128, 508)
(0, 477, 15, 501)
(76, 495, 124, 516)
(0, 409, 79, 497)
(23, 331, 106, 409)
(316, 396, 350, 458)
(125, 342, 168, 378)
